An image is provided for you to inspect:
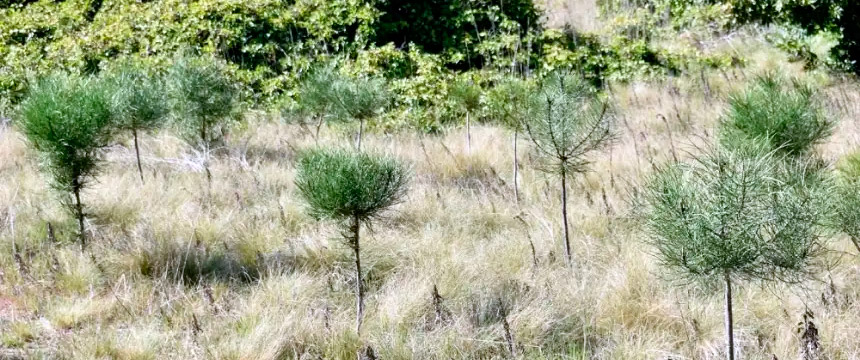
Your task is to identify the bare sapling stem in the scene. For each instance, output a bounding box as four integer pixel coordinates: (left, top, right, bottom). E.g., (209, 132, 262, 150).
(133, 127, 145, 184)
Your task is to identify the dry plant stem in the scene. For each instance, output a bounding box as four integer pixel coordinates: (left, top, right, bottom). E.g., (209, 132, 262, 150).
(315, 115, 324, 144)
(659, 114, 679, 162)
(133, 128, 145, 184)
(725, 271, 734, 360)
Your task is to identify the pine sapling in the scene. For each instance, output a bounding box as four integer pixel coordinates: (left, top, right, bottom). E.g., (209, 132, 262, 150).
(327, 73, 389, 150)
(720, 72, 834, 158)
(295, 148, 409, 333)
(166, 54, 239, 188)
(290, 64, 338, 142)
(523, 71, 613, 265)
(17, 73, 115, 246)
(639, 144, 832, 360)
(448, 79, 482, 154)
(487, 76, 532, 203)
(104, 63, 169, 183)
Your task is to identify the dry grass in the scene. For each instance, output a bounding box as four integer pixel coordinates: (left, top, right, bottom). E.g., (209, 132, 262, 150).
(2, 35, 860, 359)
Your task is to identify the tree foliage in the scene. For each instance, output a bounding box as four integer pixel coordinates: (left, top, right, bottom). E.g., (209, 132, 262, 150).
(166, 54, 240, 153)
(295, 148, 409, 223)
(523, 71, 613, 175)
(639, 144, 832, 285)
(720, 73, 833, 158)
(17, 73, 114, 194)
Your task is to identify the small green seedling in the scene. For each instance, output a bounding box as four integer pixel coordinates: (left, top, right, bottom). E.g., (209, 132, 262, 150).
(487, 76, 533, 203)
(329, 75, 390, 150)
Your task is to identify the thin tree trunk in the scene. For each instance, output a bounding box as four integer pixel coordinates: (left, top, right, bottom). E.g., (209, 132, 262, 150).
(133, 128, 144, 184)
(204, 163, 212, 192)
(724, 271, 734, 360)
(850, 235, 860, 255)
(350, 215, 365, 334)
(560, 168, 571, 265)
(466, 112, 472, 154)
(201, 119, 212, 194)
(315, 114, 324, 144)
(356, 118, 365, 150)
(513, 129, 519, 204)
(73, 183, 86, 248)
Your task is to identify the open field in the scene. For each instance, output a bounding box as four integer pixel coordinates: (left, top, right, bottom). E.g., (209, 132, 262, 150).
(2, 30, 860, 359)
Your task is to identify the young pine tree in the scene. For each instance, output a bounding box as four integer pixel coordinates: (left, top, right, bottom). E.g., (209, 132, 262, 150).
(103, 63, 169, 183)
(639, 145, 832, 360)
(448, 79, 482, 154)
(721, 72, 833, 158)
(295, 148, 409, 333)
(523, 71, 613, 265)
(289, 64, 338, 142)
(17, 73, 115, 246)
(166, 55, 239, 186)
(487, 76, 533, 203)
(328, 74, 389, 150)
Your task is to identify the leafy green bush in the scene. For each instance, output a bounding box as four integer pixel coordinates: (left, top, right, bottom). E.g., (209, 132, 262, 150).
(0, 0, 739, 111)
(372, 0, 539, 67)
(16, 73, 115, 245)
(720, 73, 833, 158)
(166, 54, 240, 184)
(0, 0, 377, 102)
(103, 62, 169, 183)
(295, 148, 409, 333)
